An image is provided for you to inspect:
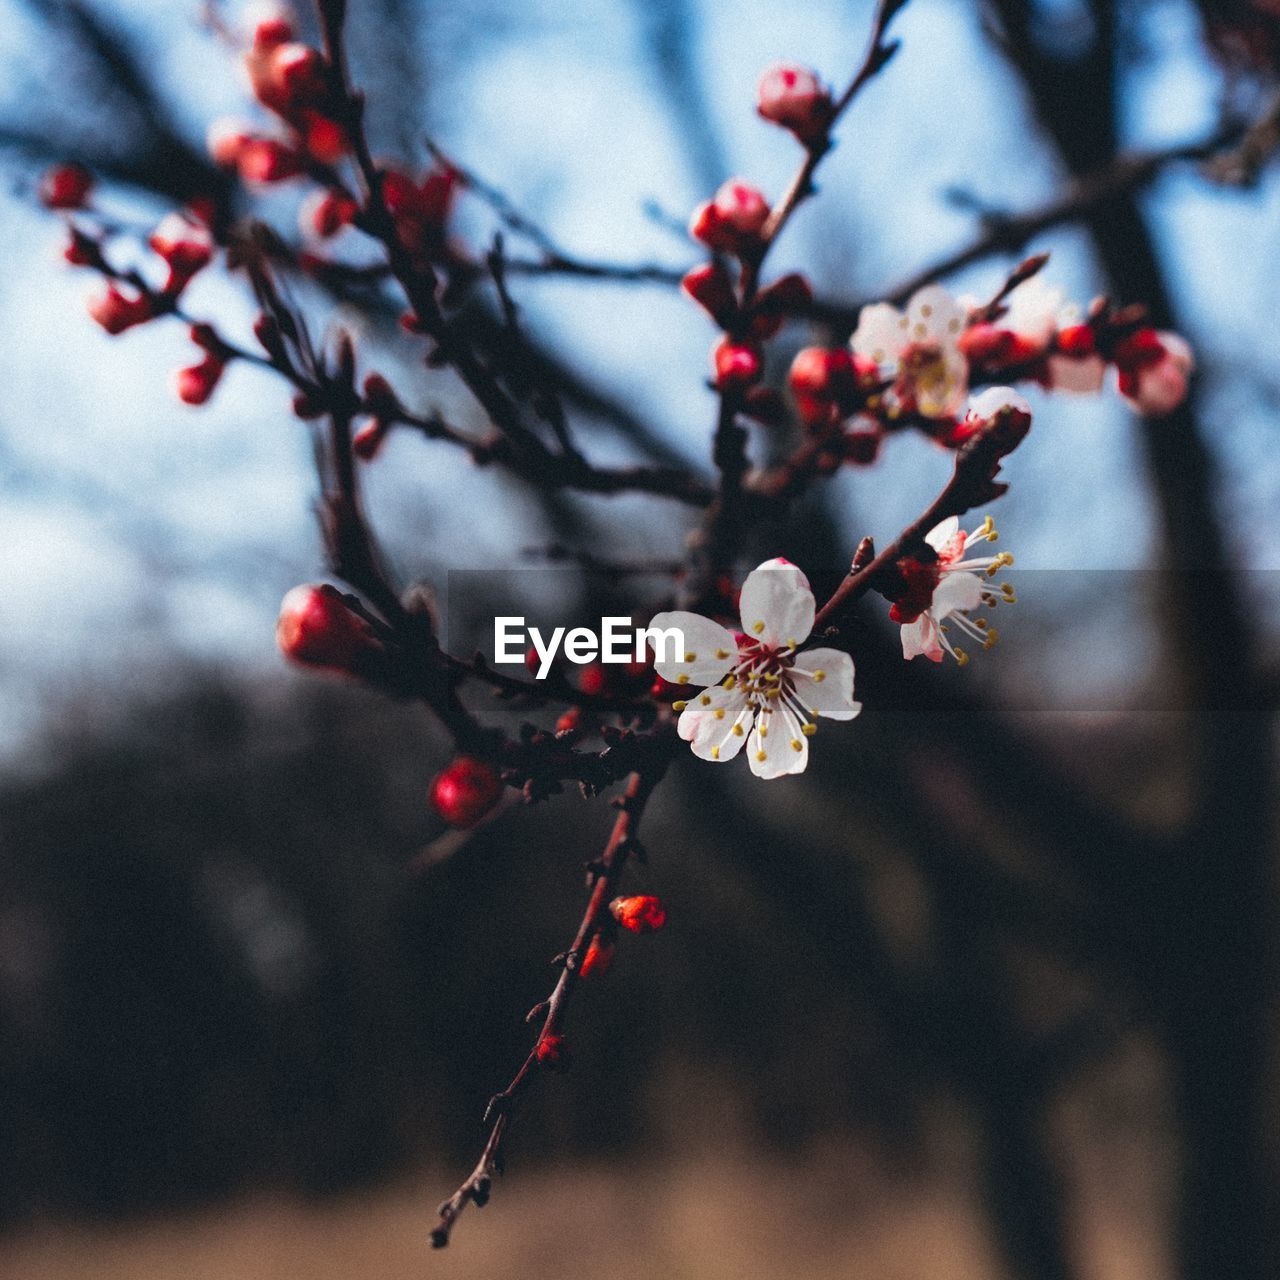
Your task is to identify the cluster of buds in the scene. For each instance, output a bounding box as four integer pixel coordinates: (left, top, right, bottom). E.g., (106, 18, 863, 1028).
(78, 207, 216, 341)
(207, 12, 346, 185)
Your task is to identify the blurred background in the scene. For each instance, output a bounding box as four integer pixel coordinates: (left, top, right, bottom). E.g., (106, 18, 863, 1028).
(1, 0, 1279, 1276)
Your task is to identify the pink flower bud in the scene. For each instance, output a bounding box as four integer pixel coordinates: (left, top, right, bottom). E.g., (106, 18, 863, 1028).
(534, 1034, 569, 1070)
(429, 756, 503, 827)
(680, 262, 737, 326)
(712, 179, 769, 236)
(756, 64, 833, 141)
(39, 163, 93, 210)
(277, 583, 378, 675)
(713, 338, 764, 389)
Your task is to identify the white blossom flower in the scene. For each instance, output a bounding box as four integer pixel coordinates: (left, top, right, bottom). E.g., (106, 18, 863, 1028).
(897, 516, 1015, 665)
(650, 559, 860, 779)
(851, 283, 969, 419)
(1002, 275, 1068, 350)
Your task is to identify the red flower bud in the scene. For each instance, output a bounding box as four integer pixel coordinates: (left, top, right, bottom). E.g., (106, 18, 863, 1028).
(788, 345, 859, 423)
(303, 189, 358, 238)
(251, 14, 294, 48)
(756, 64, 833, 141)
(277, 583, 378, 675)
(578, 663, 610, 697)
(579, 936, 615, 978)
(753, 272, 812, 325)
(610, 895, 666, 934)
(87, 284, 156, 335)
(1055, 323, 1096, 357)
(689, 180, 770, 254)
(555, 706, 584, 735)
(149, 213, 214, 286)
(352, 418, 391, 460)
(207, 119, 253, 168)
(173, 357, 225, 406)
(429, 756, 503, 828)
(249, 40, 328, 117)
(39, 163, 93, 210)
(535, 1034, 569, 1070)
(63, 227, 99, 267)
(237, 138, 304, 184)
(301, 112, 347, 163)
(680, 262, 737, 326)
(713, 338, 764, 389)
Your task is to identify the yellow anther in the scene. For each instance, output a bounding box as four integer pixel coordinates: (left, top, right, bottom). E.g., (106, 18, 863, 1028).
(1000, 584, 1017, 603)
(684, 652, 696, 662)
(700, 694, 712, 706)
(672, 700, 687, 712)
(801, 723, 816, 736)
(755, 750, 767, 762)
(954, 647, 970, 667)
(759, 726, 768, 738)
(785, 639, 797, 651)
(715, 648, 729, 660)
(677, 674, 690, 684)
(714, 708, 725, 720)
(752, 620, 765, 635)
(732, 724, 744, 736)
(790, 739, 803, 752)
(812, 670, 826, 682)
(723, 675, 736, 690)
(973, 617, 989, 630)
(766, 688, 781, 700)
(710, 746, 720, 760)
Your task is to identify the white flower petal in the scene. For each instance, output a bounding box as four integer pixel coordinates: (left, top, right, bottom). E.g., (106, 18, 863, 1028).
(968, 385, 1030, 419)
(747, 706, 807, 778)
(1004, 277, 1063, 347)
(678, 683, 739, 742)
(791, 648, 860, 720)
(932, 569, 984, 617)
(687, 689, 753, 762)
(648, 610, 738, 685)
(851, 302, 906, 368)
(901, 612, 944, 663)
(924, 516, 960, 553)
(907, 284, 966, 347)
(737, 559, 815, 650)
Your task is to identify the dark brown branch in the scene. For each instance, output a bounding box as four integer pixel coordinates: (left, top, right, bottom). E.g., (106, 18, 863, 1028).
(430, 759, 670, 1248)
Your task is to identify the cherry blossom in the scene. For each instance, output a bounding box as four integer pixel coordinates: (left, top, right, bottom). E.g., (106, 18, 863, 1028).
(851, 283, 969, 418)
(1114, 329, 1194, 416)
(649, 559, 860, 779)
(893, 516, 1015, 665)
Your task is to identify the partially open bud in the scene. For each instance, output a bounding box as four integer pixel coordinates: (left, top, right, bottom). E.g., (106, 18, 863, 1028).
(681, 262, 737, 327)
(713, 338, 764, 389)
(756, 64, 833, 141)
(429, 756, 503, 828)
(87, 284, 156, 335)
(1114, 329, 1193, 417)
(39, 163, 93, 210)
(610, 895, 666, 934)
(579, 935, 615, 978)
(277, 583, 379, 675)
(690, 180, 770, 254)
(248, 36, 328, 118)
(961, 386, 1033, 450)
(207, 119, 254, 168)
